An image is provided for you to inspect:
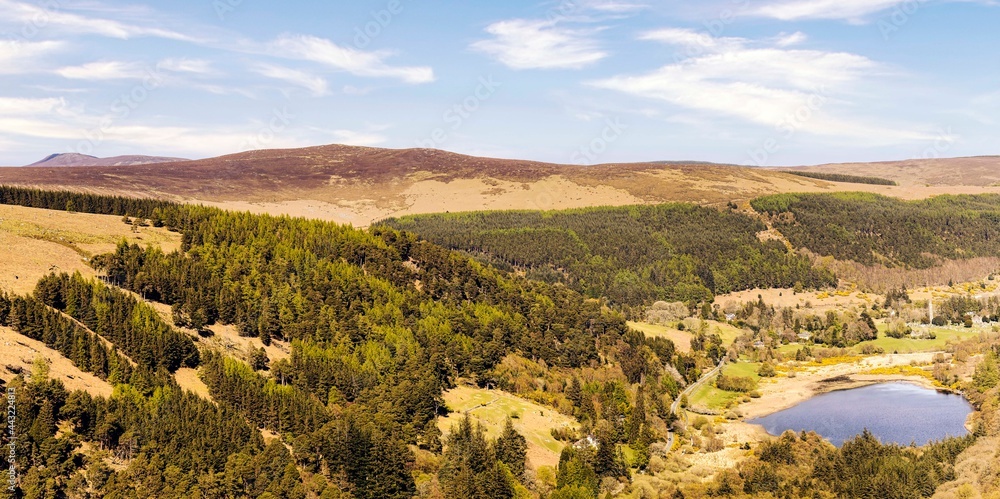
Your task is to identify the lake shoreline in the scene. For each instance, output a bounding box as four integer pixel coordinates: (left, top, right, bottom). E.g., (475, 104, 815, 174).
(736, 351, 981, 445)
(743, 380, 975, 447)
(739, 352, 958, 421)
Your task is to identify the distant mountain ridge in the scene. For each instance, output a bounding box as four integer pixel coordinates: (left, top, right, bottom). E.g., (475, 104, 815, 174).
(0, 144, 997, 227)
(28, 153, 188, 167)
(778, 156, 1000, 187)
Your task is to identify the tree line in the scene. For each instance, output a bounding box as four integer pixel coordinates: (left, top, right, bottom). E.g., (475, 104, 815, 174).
(382, 204, 835, 309)
(0, 290, 140, 386)
(0, 373, 315, 498)
(34, 272, 200, 373)
(681, 429, 976, 498)
(752, 193, 1000, 268)
(786, 171, 898, 186)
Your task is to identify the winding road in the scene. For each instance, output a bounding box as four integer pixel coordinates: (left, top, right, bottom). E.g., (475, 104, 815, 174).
(666, 355, 729, 451)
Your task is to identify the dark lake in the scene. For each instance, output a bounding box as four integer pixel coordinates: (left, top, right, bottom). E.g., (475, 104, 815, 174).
(748, 382, 973, 447)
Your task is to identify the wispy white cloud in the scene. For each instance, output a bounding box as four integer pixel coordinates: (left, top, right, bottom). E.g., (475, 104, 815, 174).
(0, 40, 63, 74)
(751, 0, 997, 22)
(0, 96, 319, 157)
(342, 85, 374, 96)
(0, 97, 88, 141)
(158, 58, 216, 75)
(181, 83, 256, 99)
(331, 129, 387, 146)
(0, 0, 197, 41)
(26, 85, 92, 94)
(639, 28, 742, 51)
(267, 35, 434, 84)
(0, 97, 68, 116)
(775, 31, 808, 47)
(251, 63, 329, 96)
(754, 0, 901, 21)
(585, 1, 649, 13)
(589, 29, 930, 142)
(546, 0, 649, 22)
(974, 89, 1000, 106)
(2, 2, 434, 91)
(55, 61, 146, 80)
(0, 92, 391, 158)
(472, 19, 607, 70)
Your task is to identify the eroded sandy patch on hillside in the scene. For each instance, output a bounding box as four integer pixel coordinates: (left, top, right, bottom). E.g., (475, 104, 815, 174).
(0, 326, 114, 398)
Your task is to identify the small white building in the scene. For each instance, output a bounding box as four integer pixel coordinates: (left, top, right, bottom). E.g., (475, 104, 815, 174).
(573, 435, 599, 450)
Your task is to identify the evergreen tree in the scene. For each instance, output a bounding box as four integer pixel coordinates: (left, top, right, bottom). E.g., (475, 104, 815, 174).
(494, 418, 527, 481)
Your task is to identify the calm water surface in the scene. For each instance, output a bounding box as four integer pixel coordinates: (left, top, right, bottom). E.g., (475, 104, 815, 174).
(748, 382, 972, 447)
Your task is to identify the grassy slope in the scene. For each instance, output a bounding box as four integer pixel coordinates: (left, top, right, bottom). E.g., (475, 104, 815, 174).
(855, 325, 985, 354)
(0, 204, 182, 397)
(628, 322, 694, 352)
(0, 204, 181, 295)
(0, 326, 114, 397)
(629, 320, 745, 354)
(437, 385, 578, 470)
(689, 361, 762, 411)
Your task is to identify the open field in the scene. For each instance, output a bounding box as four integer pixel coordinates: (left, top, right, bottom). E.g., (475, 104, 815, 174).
(856, 326, 985, 354)
(0, 204, 182, 295)
(688, 361, 762, 411)
(630, 320, 745, 354)
(716, 287, 875, 312)
(705, 321, 746, 346)
(0, 326, 113, 397)
(438, 385, 578, 470)
(629, 322, 694, 352)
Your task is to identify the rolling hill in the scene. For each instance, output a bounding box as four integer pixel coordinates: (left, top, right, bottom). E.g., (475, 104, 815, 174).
(27, 153, 189, 167)
(1, 145, 998, 226)
(782, 156, 1000, 187)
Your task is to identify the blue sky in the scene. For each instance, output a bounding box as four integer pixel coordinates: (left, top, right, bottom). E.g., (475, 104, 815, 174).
(0, 0, 998, 167)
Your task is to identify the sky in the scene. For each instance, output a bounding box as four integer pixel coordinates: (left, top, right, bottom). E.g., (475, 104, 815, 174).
(0, 0, 998, 167)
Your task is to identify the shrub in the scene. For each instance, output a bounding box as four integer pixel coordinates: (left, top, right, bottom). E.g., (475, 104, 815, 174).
(859, 344, 885, 355)
(716, 375, 758, 393)
(705, 437, 725, 453)
(885, 319, 912, 339)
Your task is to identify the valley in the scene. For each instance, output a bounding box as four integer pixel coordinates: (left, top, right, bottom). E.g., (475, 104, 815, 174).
(2, 1, 998, 496)
(0, 181, 998, 499)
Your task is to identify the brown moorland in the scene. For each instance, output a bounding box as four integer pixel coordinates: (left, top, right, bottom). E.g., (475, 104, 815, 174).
(2, 145, 999, 226)
(781, 156, 1000, 187)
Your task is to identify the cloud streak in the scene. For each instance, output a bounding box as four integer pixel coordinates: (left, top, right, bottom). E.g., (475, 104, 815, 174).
(752, 0, 998, 22)
(0, 40, 63, 74)
(267, 35, 434, 84)
(590, 29, 930, 142)
(472, 19, 607, 70)
(56, 61, 147, 80)
(251, 63, 329, 96)
(0, 0, 197, 41)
